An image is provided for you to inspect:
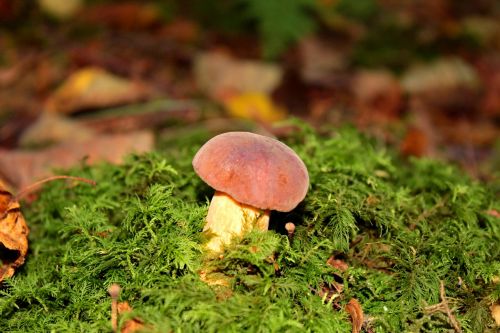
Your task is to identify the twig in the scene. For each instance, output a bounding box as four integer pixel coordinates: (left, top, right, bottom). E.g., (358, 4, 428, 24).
(440, 281, 462, 333)
(424, 280, 462, 333)
(14, 175, 96, 201)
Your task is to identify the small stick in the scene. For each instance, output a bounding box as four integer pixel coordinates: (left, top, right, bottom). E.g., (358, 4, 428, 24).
(108, 284, 121, 332)
(285, 222, 295, 243)
(439, 281, 462, 333)
(14, 175, 96, 201)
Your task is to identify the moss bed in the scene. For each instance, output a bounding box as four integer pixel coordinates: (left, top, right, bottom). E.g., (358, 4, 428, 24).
(1, 126, 499, 332)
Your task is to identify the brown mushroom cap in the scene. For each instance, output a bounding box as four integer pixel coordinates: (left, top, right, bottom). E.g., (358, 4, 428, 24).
(193, 132, 309, 212)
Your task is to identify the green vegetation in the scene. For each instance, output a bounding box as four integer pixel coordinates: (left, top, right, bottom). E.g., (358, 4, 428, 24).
(1, 126, 499, 332)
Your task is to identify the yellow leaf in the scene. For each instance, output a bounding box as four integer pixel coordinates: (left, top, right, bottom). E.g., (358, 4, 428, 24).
(38, 0, 82, 19)
(222, 93, 286, 123)
(46, 67, 149, 114)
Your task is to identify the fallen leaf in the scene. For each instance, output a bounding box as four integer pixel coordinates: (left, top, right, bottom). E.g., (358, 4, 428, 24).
(19, 112, 95, 147)
(81, 2, 161, 30)
(345, 298, 364, 333)
(78, 99, 200, 134)
(0, 131, 153, 190)
(0, 63, 22, 87)
(45, 67, 150, 114)
(476, 57, 500, 117)
(194, 52, 283, 99)
(491, 303, 500, 326)
(461, 17, 500, 47)
(117, 302, 145, 333)
(401, 58, 480, 97)
(222, 93, 286, 123)
(0, 0, 22, 21)
(327, 256, 349, 272)
(353, 70, 402, 126)
(0, 181, 29, 282)
(37, 0, 82, 20)
(299, 36, 348, 85)
(400, 126, 430, 158)
(160, 19, 200, 43)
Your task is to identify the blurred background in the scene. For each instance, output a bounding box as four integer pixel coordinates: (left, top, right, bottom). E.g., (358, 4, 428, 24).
(0, 0, 499, 190)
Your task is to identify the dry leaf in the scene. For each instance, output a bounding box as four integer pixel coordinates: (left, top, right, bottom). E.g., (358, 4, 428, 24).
(38, 0, 82, 20)
(478, 60, 500, 117)
(0, 182, 29, 282)
(222, 93, 286, 123)
(160, 19, 200, 43)
(299, 36, 347, 85)
(45, 67, 150, 114)
(400, 126, 430, 158)
(0, 131, 153, 190)
(327, 256, 349, 272)
(194, 52, 283, 99)
(491, 304, 500, 326)
(19, 112, 95, 147)
(401, 58, 480, 97)
(461, 17, 500, 47)
(81, 2, 161, 30)
(117, 302, 145, 333)
(345, 298, 364, 333)
(353, 70, 402, 125)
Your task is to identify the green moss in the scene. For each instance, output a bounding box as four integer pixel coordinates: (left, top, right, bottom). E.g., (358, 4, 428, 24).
(1, 125, 498, 332)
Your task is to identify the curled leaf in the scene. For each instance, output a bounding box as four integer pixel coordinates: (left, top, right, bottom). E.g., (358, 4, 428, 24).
(345, 298, 364, 333)
(0, 184, 29, 281)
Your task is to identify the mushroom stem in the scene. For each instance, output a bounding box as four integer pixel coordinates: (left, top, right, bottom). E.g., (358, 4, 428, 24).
(108, 284, 121, 332)
(204, 191, 269, 253)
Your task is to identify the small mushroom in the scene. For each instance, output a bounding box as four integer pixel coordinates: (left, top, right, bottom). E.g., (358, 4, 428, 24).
(285, 222, 296, 242)
(193, 132, 309, 253)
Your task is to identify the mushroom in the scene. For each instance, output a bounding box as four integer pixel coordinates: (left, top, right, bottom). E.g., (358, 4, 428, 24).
(193, 132, 309, 253)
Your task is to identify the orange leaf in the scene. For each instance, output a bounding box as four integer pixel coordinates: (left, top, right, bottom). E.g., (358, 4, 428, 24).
(0, 182, 29, 282)
(117, 301, 145, 333)
(491, 303, 500, 326)
(345, 298, 364, 333)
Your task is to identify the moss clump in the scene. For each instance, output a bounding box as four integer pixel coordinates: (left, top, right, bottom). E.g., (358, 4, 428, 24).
(1, 126, 499, 332)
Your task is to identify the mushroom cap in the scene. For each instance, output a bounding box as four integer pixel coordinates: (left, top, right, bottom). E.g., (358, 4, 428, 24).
(193, 132, 309, 212)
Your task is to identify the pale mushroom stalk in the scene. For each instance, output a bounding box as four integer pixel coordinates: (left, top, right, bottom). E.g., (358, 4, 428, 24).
(204, 191, 269, 253)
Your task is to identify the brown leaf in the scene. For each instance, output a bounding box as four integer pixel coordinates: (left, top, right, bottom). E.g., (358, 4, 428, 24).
(345, 298, 364, 333)
(160, 19, 200, 43)
(327, 256, 349, 272)
(117, 301, 145, 333)
(81, 2, 161, 30)
(402, 58, 480, 94)
(194, 51, 283, 100)
(0, 131, 153, 190)
(0, 182, 29, 282)
(19, 112, 95, 147)
(353, 70, 402, 126)
(299, 36, 348, 85)
(45, 67, 151, 114)
(400, 126, 430, 158)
